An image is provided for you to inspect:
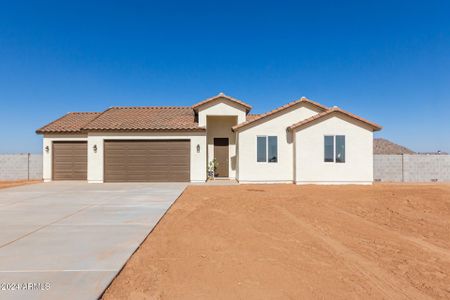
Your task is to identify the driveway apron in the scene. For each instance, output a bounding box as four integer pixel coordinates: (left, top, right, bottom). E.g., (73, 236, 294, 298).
(0, 182, 186, 300)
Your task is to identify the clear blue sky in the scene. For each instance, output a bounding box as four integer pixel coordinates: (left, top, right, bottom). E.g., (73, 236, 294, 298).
(0, 0, 448, 153)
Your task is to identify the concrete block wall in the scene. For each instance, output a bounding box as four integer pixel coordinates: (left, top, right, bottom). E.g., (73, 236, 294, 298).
(2, 153, 449, 182)
(374, 154, 450, 182)
(0, 154, 43, 180)
(374, 155, 403, 182)
(403, 155, 450, 182)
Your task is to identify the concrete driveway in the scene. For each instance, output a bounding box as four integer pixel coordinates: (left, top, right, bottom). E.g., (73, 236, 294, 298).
(0, 182, 186, 300)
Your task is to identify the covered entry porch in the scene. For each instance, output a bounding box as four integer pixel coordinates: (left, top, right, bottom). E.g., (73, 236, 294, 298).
(206, 116, 238, 179)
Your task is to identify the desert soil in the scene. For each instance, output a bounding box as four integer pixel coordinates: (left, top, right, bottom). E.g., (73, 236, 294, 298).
(0, 180, 40, 190)
(103, 184, 450, 300)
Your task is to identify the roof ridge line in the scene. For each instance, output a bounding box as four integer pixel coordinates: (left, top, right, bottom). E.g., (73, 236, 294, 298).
(109, 106, 193, 109)
(79, 107, 115, 130)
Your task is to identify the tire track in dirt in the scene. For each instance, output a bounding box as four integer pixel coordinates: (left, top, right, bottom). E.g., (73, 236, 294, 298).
(274, 205, 433, 300)
(321, 202, 450, 261)
(103, 184, 450, 300)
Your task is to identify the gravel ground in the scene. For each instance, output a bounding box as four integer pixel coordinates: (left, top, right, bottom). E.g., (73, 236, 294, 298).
(103, 184, 450, 300)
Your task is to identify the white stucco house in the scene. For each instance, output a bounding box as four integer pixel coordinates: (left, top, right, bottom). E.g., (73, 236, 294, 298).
(36, 93, 381, 184)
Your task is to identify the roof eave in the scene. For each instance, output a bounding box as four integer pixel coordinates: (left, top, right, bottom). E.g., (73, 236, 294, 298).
(232, 97, 328, 131)
(35, 130, 87, 135)
(35, 112, 102, 135)
(288, 109, 382, 132)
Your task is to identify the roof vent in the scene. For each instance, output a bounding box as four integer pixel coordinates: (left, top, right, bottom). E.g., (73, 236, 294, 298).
(333, 105, 338, 108)
(218, 92, 224, 96)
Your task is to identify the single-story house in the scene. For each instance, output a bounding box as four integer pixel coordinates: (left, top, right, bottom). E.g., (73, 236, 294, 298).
(36, 93, 381, 184)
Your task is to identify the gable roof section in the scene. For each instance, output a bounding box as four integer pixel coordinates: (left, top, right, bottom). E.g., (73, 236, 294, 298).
(232, 97, 327, 131)
(288, 107, 382, 132)
(82, 106, 204, 131)
(192, 92, 252, 112)
(36, 95, 380, 134)
(36, 112, 101, 134)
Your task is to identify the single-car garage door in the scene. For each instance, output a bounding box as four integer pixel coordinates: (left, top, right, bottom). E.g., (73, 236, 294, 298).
(104, 140, 190, 182)
(52, 141, 87, 180)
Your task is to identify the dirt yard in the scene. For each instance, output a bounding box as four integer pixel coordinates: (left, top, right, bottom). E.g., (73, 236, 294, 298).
(103, 184, 450, 300)
(0, 180, 40, 190)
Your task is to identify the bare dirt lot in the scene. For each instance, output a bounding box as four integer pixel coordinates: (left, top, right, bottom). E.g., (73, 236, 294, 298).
(103, 184, 450, 300)
(0, 180, 40, 190)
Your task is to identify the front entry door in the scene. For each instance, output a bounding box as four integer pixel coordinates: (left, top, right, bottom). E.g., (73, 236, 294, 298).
(213, 138, 229, 177)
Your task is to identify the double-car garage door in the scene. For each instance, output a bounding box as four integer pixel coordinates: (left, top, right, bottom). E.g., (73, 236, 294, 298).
(104, 140, 190, 182)
(52, 140, 190, 182)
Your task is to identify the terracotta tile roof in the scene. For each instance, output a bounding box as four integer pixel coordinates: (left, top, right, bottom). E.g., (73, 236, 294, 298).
(192, 92, 252, 112)
(36, 94, 380, 135)
(232, 97, 327, 131)
(246, 114, 262, 121)
(288, 107, 382, 131)
(374, 138, 415, 154)
(36, 112, 101, 134)
(82, 106, 204, 131)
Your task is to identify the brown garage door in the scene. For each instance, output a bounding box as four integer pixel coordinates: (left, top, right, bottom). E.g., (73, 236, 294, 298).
(104, 140, 190, 182)
(52, 142, 87, 180)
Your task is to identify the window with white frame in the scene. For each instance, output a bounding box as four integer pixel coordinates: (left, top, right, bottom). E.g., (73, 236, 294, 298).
(324, 135, 345, 163)
(257, 136, 278, 163)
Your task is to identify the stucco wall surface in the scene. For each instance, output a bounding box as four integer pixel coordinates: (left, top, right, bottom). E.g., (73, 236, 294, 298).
(197, 97, 246, 127)
(295, 115, 374, 184)
(237, 103, 321, 182)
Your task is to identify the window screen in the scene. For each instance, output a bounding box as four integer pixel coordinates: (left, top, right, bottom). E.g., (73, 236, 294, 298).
(268, 136, 278, 162)
(324, 136, 334, 162)
(335, 135, 345, 163)
(257, 136, 267, 162)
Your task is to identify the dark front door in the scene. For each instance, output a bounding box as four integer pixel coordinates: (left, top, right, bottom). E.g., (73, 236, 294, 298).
(213, 138, 229, 177)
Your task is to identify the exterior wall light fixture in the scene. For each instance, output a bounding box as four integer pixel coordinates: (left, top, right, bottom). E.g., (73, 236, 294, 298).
(45, 146, 49, 153)
(93, 145, 97, 153)
(196, 144, 200, 153)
